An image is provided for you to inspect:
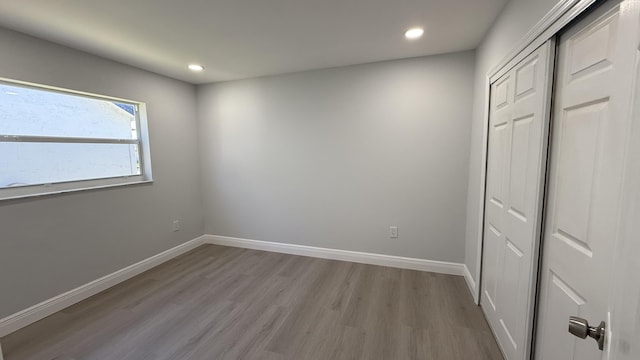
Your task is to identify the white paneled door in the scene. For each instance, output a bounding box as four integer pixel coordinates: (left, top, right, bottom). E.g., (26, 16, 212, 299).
(481, 41, 555, 360)
(534, 0, 640, 359)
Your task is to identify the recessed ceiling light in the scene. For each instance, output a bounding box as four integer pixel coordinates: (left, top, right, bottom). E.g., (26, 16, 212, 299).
(404, 27, 424, 40)
(188, 64, 204, 72)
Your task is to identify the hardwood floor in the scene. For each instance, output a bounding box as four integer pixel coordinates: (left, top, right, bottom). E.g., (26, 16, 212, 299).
(1, 245, 503, 359)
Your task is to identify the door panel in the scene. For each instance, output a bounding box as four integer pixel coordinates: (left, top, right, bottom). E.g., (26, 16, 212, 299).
(481, 41, 555, 360)
(497, 238, 525, 347)
(508, 115, 534, 218)
(554, 100, 606, 254)
(515, 58, 537, 98)
(534, 0, 640, 358)
(539, 271, 586, 359)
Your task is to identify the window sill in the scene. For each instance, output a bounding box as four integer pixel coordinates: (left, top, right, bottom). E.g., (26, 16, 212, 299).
(0, 177, 153, 202)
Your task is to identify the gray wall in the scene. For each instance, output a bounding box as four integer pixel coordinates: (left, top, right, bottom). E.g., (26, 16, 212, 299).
(0, 28, 204, 319)
(198, 52, 475, 263)
(464, 0, 566, 286)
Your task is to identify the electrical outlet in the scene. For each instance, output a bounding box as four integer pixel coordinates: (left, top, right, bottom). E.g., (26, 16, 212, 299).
(389, 226, 398, 238)
(172, 220, 181, 232)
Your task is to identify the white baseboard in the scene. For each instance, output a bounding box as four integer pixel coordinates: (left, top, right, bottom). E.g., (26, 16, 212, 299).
(204, 235, 465, 276)
(0, 236, 207, 338)
(463, 265, 479, 304)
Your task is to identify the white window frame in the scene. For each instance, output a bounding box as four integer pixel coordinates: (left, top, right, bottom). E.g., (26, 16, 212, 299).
(0, 78, 153, 201)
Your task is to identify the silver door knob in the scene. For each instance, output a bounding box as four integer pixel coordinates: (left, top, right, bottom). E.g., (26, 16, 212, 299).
(568, 316, 606, 350)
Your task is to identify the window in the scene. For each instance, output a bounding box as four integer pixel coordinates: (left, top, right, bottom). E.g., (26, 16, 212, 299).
(0, 79, 152, 200)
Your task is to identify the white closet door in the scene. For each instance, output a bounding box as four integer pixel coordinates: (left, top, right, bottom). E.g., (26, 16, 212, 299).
(481, 41, 554, 360)
(534, 0, 640, 358)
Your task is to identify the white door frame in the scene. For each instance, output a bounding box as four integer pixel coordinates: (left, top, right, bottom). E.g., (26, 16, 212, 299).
(475, 0, 598, 304)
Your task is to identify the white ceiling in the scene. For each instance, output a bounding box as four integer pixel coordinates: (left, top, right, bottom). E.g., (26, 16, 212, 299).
(0, 0, 508, 84)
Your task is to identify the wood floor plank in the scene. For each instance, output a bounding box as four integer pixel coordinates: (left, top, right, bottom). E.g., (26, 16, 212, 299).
(1, 244, 503, 359)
